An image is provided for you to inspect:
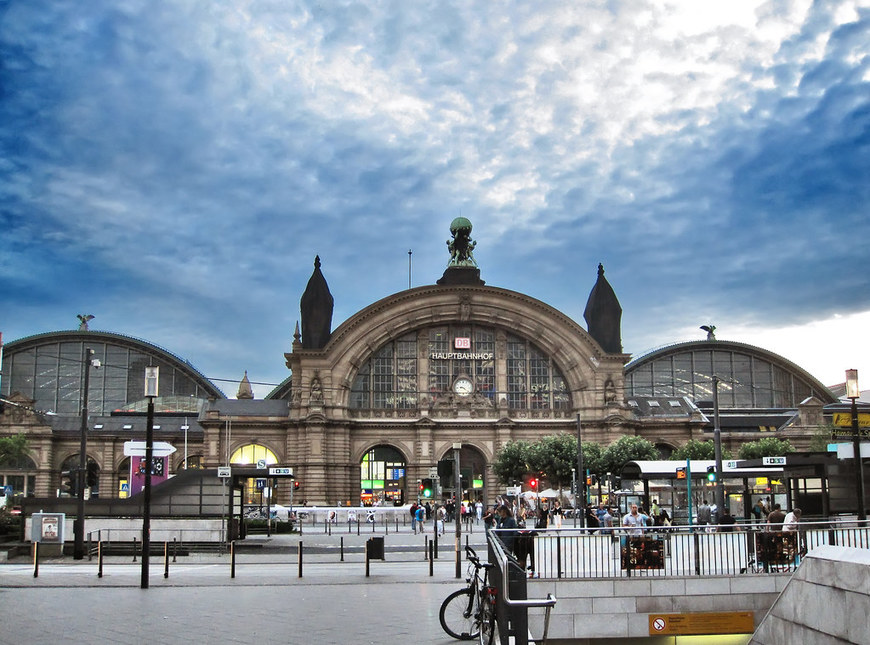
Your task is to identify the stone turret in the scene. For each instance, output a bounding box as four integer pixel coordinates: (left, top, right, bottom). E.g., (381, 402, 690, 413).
(236, 371, 254, 399)
(300, 255, 334, 349)
(583, 263, 623, 353)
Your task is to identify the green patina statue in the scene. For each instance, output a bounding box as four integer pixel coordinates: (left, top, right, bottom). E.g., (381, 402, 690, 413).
(446, 217, 478, 267)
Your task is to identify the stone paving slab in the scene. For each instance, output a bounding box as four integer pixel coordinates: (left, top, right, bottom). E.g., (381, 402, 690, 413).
(0, 531, 488, 644)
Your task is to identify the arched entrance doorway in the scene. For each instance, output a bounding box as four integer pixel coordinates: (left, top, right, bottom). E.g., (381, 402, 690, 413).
(360, 445, 406, 506)
(230, 444, 279, 507)
(438, 444, 487, 504)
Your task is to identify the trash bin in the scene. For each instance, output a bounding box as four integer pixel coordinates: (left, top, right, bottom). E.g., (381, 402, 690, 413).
(367, 536, 385, 560)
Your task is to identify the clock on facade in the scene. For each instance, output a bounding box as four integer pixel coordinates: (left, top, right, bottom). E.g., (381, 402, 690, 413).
(453, 377, 474, 397)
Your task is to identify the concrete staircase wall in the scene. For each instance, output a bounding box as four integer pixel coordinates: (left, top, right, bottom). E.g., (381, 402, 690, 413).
(749, 545, 870, 645)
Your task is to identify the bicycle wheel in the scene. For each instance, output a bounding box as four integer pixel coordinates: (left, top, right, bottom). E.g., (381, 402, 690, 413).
(439, 588, 479, 640)
(478, 588, 497, 645)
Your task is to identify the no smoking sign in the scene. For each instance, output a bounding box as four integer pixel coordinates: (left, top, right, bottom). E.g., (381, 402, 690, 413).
(652, 617, 667, 632)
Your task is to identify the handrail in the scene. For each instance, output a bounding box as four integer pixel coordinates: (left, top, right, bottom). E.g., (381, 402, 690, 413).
(488, 529, 556, 645)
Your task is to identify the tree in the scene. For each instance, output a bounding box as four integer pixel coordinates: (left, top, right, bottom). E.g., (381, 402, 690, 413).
(529, 434, 577, 489)
(581, 442, 605, 479)
(737, 437, 795, 460)
(491, 440, 534, 485)
(670, 439, 732, 461)
(0, 434, 32, 468)
(600, 435, 659, 477)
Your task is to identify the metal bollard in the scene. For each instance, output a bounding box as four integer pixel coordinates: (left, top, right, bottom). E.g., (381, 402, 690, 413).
(33, 541, 39, 578)
(365, 540, 370, 578)
(133, 536, 138, 563)
(357, 519, 360, 536)
(230, 540, 236, 578)
(98, 542, 103, 578)
(164, 541, 169, 578)
(298, 541, 303, 578)
(429, 539, 434, 577)
(172, 537, 177, 563)
(340, 536, 344, 562)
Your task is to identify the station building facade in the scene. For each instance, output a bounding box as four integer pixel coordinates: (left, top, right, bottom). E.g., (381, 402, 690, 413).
(0, 222, 838, 507)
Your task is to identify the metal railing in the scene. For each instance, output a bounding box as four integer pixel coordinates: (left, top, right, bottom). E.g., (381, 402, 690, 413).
(487, 530, 557, 645)
(493, 519, 870, 580)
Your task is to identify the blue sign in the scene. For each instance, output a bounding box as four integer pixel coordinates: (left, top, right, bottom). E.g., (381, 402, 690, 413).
(256, 478, 267, 489)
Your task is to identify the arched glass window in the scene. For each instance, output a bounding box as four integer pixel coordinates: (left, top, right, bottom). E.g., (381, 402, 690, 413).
(627, 346, 828, 408)
(230, 444, 278, 466)
(350, 326, 570, 410)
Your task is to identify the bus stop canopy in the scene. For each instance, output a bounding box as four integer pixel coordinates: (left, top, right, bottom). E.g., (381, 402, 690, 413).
(620, 460, 783, 480)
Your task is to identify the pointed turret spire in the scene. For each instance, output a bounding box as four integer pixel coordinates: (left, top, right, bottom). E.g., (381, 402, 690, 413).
(300, 255, 334, 349)
(236, 371, 254, 399)
(583, 263, 623, 353)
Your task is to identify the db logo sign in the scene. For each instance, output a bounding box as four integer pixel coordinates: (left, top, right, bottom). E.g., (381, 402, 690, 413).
(454, 337, 471, 349)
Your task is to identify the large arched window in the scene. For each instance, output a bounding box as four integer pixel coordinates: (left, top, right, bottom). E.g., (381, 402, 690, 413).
(350, 326, 570, 411)
(626, 342, 834, 408)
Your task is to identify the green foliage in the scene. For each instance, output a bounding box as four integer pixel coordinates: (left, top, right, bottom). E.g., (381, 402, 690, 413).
(737, 437, 795, 460)
(600, 435, 659, 475)
(492, 435, 607, 488)
(670, 439, 732, 461)
(0, 507, 22, 538)
(0, 433, 32, 468)
(808, 425, 835, 453)
(581, 441, 605, 478)
(491, 440, 534, 485)
(529, 434, 577, 488)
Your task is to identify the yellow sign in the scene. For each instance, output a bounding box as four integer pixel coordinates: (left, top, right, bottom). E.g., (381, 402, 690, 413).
(648, 612, 754, 636)
(832, 412, 870, 427)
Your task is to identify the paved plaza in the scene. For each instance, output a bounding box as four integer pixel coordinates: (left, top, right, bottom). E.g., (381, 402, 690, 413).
(0, 528, 489, 645)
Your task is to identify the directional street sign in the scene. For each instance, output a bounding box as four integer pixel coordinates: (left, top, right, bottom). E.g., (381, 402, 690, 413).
(268, 467, 293, 476)
(123, 441, 177, 457)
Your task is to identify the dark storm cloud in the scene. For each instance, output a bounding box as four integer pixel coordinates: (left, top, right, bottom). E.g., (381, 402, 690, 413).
(1, 0, 868, 389)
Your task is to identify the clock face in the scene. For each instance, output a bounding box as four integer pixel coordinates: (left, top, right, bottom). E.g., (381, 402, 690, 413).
(453, 377, 473, 397)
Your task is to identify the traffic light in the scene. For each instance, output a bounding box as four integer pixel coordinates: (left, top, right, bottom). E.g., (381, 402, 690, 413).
(421, 478, 433, 498)
(529, 477, 538, 491)
(60, 470, 74, 497)
(676, 467, 687, 480)
(86, 461, 99, 488)
(706, 466, 717, 482)
(293, 481, 300, 491)
(586, 474, 598, 486)
(437, 459, 453, 478)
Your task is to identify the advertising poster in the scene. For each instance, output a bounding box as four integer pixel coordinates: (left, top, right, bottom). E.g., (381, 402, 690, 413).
(129, 456, 168, 496)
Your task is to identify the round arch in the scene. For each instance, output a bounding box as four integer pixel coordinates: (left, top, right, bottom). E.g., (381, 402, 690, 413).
(626, 340, 836, 407)
(359, 444, 408, 506)
(437, 443, 488, 504)
(285, 285, 626, 411)
(58, 454, 100, 499)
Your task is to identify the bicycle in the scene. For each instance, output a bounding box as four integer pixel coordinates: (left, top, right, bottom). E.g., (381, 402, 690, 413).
(439, 545, 498, 644)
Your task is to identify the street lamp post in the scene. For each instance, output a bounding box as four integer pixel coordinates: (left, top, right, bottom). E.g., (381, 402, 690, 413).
(576, 414, 585, 528)
(712, 376, 725, 521)
(846, 369, 866, 522)
(73, 347, 96, 560)
(141, 366, 159, 589)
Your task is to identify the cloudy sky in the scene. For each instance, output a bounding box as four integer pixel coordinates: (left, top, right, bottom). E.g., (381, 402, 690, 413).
(1, 0, 868, 398)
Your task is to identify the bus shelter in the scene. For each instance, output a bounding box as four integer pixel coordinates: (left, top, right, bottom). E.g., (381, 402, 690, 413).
(619, 460, 784, 525)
